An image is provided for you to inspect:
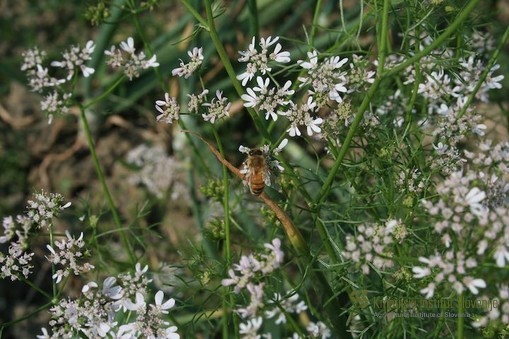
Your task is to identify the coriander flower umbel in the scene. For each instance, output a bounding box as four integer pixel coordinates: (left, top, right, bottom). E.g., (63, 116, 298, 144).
(412, 250, 485, 298)
(105, 37, 159, 80)
(25, 64, 65, 92)
(281, 96, 323, 137)
(241, 76, 294, 121)
(221, 238, 285, 293)
(171, 47, 204, 78)
(21, 47, 46, 72)
(121, 290, 179, 339)
(46, 231, 94, 283)
(237, 36, 291, 86)
(452, 56, 504, 102)
(265, 291, 307, 325)
(40, 91, 72, 124)
(0, 242, 35, 281)
(26, 191, 71, 230)
(201, 90, 231, 124)
(187, 89, 209, 114)
(236, 282, 265, 319)
(341, 220, 401, 275)
(51, 40, 96, 81)
(155, 93, 180, 124)
(239, 317, 263, 338)
(306, 321, 332, 339)
(298, 50, 349, 104)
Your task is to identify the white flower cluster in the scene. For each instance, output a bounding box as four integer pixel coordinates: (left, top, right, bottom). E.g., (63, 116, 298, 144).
(412, 250, 485, 299)
(237, 36, 291, 86)
(51, 40, 96, 80)
(154, 44, 231, 126)
(414, 140, 509, 303)
(156, 52, 233, 126)
(222, 238, 284, 293)
(171, 47, 204, 79)
(26, 191, 72, 230)
(21, 42, 95, 123)
(237, 36, 375, 139)
(0, 191, 71, 281)
(221, 238, 331, 338)
(342, 220, 407, 275)
(21, 37, 161, 123)
(201, 90, 231, 124)
(46, 231, 95, 283)
(37, 263, 179, 339)
(104, 37, 159, 80)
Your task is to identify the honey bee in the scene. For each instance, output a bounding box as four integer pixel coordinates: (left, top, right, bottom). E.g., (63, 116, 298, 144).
(239, 139, 287, 195)
(241, 148, 271, 195)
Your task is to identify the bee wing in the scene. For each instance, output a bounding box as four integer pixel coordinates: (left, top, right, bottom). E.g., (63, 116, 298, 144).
(240, 161, 249, 179)
(263, 170, 271, 187)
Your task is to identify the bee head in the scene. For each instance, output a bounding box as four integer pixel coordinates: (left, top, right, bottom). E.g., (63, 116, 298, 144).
(249, 148, 263, 156)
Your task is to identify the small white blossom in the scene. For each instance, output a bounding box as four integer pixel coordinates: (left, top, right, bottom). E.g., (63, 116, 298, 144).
(282, 96, 323, 138)
(237, 36, 291, 86)
(298, 50, 349, 104)
(46, 231, 94, 284)
(239, 317, 263, 338)
(306, 321, 331, 339)
(155, 93, 180, 124)
(202, 90, 231, 124)
(105, 37, 159, 80)
(172, 47, 204, 78)
(463, 277, 486, 295)
(51, 40, 96, 80)
(153, 290, 176, 314)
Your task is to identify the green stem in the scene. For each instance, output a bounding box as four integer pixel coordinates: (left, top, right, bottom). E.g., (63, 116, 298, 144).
(19, 275, 52, 299)
(457, 293, 464, 339)
(211, 128, 237, 338)
(83, 75, 125, 109)
(79, 107, 135, 262)
(202, 0, 270, 142)
(310, 0, 323, 46)
(247, 0, 259, 40)
(0, 301, 54, 329)
(180, 0, 209, 28)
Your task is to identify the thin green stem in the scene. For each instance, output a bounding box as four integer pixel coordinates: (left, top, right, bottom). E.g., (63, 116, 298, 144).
(79, 107, 135, 262)
(457, 293, 464, 339)
(180, 0, 209, 29)
(202, 0, 270, 142)
(0, 301, 54, 329)
(211, 128, 237, 338)
(377, 0, 391, 74)
(310, 0, 323, 46)
(247, 0, 259, 40)
(83, 75, 125, 109)
(19, 275, 52, 299)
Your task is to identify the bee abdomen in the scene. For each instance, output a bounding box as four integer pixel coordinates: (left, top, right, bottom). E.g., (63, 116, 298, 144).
(249, 176, 265, 195)
(250, 184, 265, 195)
